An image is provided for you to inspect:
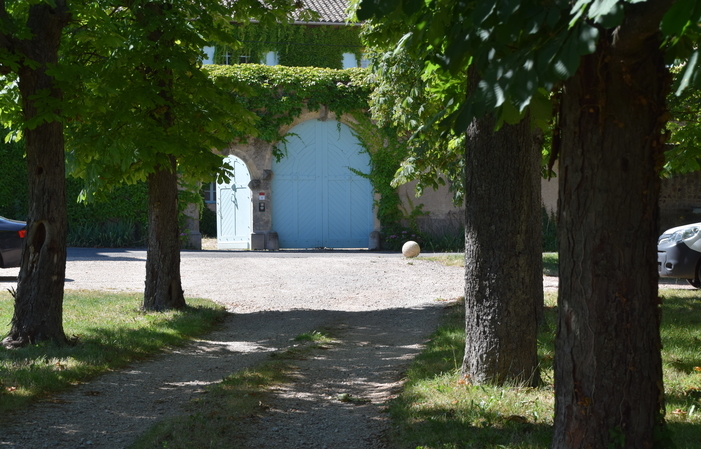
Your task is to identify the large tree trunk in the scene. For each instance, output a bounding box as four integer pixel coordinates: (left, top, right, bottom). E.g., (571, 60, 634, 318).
(3, 2, 70, 347)
(138, 2, 186, 311)
(552, 4, 671, 447)
(143, 155, 186, 311)
(462, 107, 543, 386)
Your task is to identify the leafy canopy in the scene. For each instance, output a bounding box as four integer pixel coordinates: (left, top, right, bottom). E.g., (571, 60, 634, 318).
(63, 1, 306, 201)
(356, 0, 701, 129)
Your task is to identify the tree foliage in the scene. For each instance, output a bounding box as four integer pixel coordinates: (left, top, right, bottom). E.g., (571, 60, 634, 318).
(356, 0, 701, 128)
(362, 43, 465, 201)
(64, 1, 255, 197)
(665, 68, 701, 176)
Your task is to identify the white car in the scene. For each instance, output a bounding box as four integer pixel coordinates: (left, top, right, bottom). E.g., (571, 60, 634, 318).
(658, 222, 701, 287)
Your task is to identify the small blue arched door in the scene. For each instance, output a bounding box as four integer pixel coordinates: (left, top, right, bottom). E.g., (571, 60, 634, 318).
(217, 155, 252, 249)
(272, 119, 373, 248)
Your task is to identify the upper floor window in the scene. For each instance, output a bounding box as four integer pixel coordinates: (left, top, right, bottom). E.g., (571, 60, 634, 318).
(342, 53, 358, 69)
(262, 51, 279, 66)
(202, 46, 215, 65)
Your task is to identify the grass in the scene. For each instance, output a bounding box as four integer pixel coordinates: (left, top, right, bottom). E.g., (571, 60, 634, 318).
(131, 329, 337, 449)
(420, 252, 560, 276)
(0, 290, 227, 414)
(387, 296, 555, 448)
(386, 290, 701, 448)
(541, 253, 558, 276)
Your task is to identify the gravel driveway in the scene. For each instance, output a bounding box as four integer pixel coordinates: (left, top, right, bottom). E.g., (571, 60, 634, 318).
(1, 248, 465, 448)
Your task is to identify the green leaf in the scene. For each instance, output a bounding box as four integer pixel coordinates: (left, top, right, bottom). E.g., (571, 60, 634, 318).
(592, 2, 624, 28)
(661, 0, 697, 37)
(499, 99, 524, 126)
(357, 0, 402, 21)
(529, 89, 553, 124)
(588, 0, 619, 19)
(472, 1, 496, 24)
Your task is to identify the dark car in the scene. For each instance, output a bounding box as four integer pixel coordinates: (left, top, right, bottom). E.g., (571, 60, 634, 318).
(0, 216, 26, 268)
(658, 222, 701, 287)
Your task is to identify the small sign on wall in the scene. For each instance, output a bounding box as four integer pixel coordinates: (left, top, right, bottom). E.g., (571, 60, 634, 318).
(259, 192, 266, 201)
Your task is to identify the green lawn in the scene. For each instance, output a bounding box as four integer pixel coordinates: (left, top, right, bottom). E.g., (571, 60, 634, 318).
(387, 290, 701, 448)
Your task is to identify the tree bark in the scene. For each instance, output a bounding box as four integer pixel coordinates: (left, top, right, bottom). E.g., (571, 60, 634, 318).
(138, 2, 186, 311)
(552, 3, 671, 446)
(3, 2, 70, 347)
(143, 155, 186, 311)
(462, 103, 543, 386)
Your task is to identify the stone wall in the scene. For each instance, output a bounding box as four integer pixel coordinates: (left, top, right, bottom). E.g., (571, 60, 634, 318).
(532, 167, 701, 234)
(396, 180, 464, 238)
(659, 171, 701, 232)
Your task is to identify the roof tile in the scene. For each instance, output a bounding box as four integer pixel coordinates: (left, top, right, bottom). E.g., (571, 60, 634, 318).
(295, 0, 349, 24)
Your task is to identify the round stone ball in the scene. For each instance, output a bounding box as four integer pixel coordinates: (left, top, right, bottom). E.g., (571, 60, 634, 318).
(402, 240, 420, 258)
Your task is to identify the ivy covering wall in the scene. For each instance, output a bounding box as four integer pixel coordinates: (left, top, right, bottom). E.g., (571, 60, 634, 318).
(205, 65, 371, 142)
(205, 64, 415, 242)
(213, 23, 364, 69)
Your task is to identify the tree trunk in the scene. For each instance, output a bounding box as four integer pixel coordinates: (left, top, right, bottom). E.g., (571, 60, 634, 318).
(462, 106, 543, 386)
(2, 2, 70, 347)
(143, 155, 186, 311)
(552, 5, 670, 447)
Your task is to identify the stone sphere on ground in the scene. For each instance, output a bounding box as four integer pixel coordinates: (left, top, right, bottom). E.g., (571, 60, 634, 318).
(402, 240, 421, 258)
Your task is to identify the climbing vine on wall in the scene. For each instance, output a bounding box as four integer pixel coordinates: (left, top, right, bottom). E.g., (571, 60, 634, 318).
(212, 23, 364, 69)
(205, 65, 371, 143)
(204, 64, 419, 236)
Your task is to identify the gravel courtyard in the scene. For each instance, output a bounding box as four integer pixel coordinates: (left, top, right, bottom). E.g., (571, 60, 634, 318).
(0, 248, 465, 448)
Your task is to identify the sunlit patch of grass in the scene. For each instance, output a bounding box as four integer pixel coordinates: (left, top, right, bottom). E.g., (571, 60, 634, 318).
(388, 299, 555, 448)
(388, 290, 701, 448)
(0, 290, 226, 414)
(422, 253, 560, 277)
(419, 253, 464, 266)
(293, 328, 335, 344)
(541, 253, 558, 277)
(659, 290, 701, 446)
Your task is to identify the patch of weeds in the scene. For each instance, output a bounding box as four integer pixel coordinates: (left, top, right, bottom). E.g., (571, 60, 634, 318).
(293, 329, 335, 344)
(132, 326, 344, 448)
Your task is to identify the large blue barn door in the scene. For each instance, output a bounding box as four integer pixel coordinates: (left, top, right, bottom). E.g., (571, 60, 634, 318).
(272, 120, 373, 248)
(217, 155, 251, 249)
